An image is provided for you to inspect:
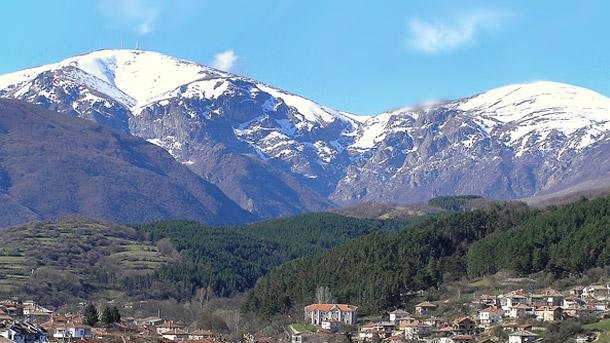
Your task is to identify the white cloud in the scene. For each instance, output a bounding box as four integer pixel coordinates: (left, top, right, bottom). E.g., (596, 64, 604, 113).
(407, 10, 509, 54)
(211, 50, 238, 72)
(98, 0, 161, 35)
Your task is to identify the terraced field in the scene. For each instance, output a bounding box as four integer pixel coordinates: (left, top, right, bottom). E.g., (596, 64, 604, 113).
(0, 219, 173, 304)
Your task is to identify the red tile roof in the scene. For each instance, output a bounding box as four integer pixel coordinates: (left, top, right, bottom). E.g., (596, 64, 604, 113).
(304, 304, 357, 312)
(480, 307, 503, 313)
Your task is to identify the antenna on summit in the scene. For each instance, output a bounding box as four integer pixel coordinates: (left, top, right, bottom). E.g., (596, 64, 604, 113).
(135, 41, 139, 50)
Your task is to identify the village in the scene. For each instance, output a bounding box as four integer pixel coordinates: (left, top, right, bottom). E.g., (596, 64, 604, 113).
(0, 299, 222, 343)
(293, 284, 610, 343)
(0, 283, 608, 342)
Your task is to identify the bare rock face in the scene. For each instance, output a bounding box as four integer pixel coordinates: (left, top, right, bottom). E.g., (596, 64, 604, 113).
(1, 50, 608, 216)
(334, 82, 610, 204)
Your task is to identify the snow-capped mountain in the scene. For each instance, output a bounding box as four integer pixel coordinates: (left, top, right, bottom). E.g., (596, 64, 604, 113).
(0, 50, 359, 217)
(333, 81, 610, 204)
(1, 50, 608, 214)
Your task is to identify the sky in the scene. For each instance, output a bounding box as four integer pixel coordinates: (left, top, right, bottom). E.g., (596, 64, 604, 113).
(1, 0, 609, 115)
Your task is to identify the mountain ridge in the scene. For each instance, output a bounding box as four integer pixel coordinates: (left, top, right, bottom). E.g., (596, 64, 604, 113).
(0, 98, 252, 226)
(1, 49, 608, 216)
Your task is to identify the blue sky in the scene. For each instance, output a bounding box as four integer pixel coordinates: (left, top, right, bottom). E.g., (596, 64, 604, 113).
(1, 0, 609, 114)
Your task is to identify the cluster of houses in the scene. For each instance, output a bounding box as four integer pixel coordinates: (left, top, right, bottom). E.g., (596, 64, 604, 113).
(293, 284, 610, 343)
(0, 299, 224, 343)
(134, 318, 220, 342)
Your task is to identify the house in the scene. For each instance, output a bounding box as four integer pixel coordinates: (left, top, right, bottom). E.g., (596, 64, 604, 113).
(358, 327, 386, 341)
(563, 296, 584, 308)
(0, 321, 48, 343)
(134, 316, 163, 327)
(509, 304, 534, 318)
(0, 310, 11, 322)
(291, 331, 335, 343)
(478, 295, 499, 307)
(291, 331, 314, 343)
(424, 316, 446, 328)
(51, 324, 92, 340)
(478, 307, 504, 325)
(156, 321, 184, 335)
(401, 321, 431, 339)
(534, 306, 563, 322)
(583, 285, 610, 301)
(398, 317, 420, 330)
(531, 289, 564, 306)
(40, 314, 93, 340)
(359, 322, 394, 337)
(304, 304, 357, 325)
(499, 290, 530, 311)
(440, 335, 475, 343)
(0, 302, 23, 318)
(452, 317, 476, 335)
(321, 320, 340, 333)
(188, 329, 216, 340)
(508, 330, 539, 343)
(563, 305, 589, 318)
(414, 301, 437, 315)
(160, 328, 189, 341)
(571, 286, 585, 297)
(21, 302, 52, 317)
(502, 323, 532, 333)
(389, 309, 411, 323)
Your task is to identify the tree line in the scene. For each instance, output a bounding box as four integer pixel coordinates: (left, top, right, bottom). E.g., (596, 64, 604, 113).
(243, 196, 610, 316)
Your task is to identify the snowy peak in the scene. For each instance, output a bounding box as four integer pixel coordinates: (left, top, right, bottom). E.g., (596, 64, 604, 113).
(446, 81, 610, 155)
(67, 50, 228, 105)
(0, 49, 363, 127)
(455, 81, 610, 134)
(0, 49, 229, 107)
(457, 81, 610, 123)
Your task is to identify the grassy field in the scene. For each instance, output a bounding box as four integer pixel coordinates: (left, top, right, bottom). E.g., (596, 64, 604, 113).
(0, 219, 173, 303)
(584, 318, 610, 331)
(290, 323, 317, 333)
(584, 319, 610, 343)
(595, 333, 610, 343)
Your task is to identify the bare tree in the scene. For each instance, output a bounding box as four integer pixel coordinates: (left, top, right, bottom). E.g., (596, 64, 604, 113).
(315, 286, 334, 304)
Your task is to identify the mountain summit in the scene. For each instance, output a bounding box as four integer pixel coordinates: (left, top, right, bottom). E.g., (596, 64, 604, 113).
(1, 50, 608, 215)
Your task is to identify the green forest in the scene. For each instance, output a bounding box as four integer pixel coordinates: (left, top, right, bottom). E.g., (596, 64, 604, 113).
(129, 213, 416, 300)
(243, 196, 610, 316)
(466, 196, 610, 277)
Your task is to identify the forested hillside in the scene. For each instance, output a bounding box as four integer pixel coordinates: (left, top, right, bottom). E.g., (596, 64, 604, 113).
(132, 213, 415, 300)
(0, 212, 422, 305)
(467, 196, 610, 276)
(244, 196, 610, 316)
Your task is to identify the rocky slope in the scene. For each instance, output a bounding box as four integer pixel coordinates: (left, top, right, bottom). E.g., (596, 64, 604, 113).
(333, 81, 610, 204)
(0, 50, 359, 217)
(1, 50, 608, 212)
(0, 99, 252, 226)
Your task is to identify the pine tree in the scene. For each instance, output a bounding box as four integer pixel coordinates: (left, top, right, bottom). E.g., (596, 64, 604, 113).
(110, 306, 121, 323)
(83, 304, 99, 327)
(101, 306, 114, 326)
